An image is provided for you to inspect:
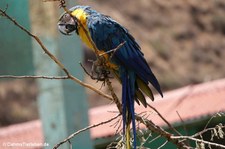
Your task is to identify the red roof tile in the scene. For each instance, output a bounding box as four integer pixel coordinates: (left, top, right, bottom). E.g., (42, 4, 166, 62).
(1, 79, 225, 148)
(90, 79, 225, 138)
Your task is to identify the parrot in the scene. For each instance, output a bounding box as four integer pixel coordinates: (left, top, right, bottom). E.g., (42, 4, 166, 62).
(58, 5, 163, 149)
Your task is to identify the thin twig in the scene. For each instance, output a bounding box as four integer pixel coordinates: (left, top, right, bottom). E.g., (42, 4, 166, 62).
(53, 114, 121, 149)
(67, 140, 72, 149)
(176, 111, 188, 136)
(176, 111, 191, 146)
(99, 41, 126, 58)
(191, 125, 225, 138)
(147, 103, 182, 136)
(204, 112, 224, 130)
(135, 115, 189, 149)
(148, 135, 161, 144)
(79, 62, 92, 78)
(157, 140, 168, 149)
(105, 78, 122, 113)
(171, 135, 225, 148)
(0, 75, 69, 80)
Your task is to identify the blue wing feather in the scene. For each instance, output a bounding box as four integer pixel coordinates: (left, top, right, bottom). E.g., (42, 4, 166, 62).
(88, 14, 162, 96)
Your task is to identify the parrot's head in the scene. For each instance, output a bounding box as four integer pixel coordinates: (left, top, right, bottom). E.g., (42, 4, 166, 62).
(58, 11, 78, 35)
(58, 6, 91, 35)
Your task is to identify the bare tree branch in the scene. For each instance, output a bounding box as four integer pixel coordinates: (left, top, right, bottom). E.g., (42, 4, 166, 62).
(204, 112, 224, 130)
(172, 135, 225, 148)
(105, 78, 122, 113)
(147, 103, 182, 136)
(53, 114, 121, 149)
(135, 115, 189, 149)
(158, 140, 168, 149)
(0, 75, 68, 80)
(0, 8, 113, 101)
(191, 124, 225, 138)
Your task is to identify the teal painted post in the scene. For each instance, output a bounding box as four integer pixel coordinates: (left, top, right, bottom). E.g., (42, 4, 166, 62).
(31, 1, 93, 148)
(0, 0, 34, 75)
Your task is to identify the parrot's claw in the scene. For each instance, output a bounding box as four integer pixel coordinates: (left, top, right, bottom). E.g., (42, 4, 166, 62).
(90, 59, 112, 82)
(80, 60, 112, 83)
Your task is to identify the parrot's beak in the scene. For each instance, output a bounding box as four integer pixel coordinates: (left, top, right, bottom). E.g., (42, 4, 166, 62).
(58, 23, 75, 35)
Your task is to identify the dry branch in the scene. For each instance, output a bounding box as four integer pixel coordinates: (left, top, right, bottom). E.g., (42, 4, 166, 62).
(53, 114, 121, 149)
(0, 75, 68, 80)
(171, 135, 225, 148)
(0, 8, 113, 101)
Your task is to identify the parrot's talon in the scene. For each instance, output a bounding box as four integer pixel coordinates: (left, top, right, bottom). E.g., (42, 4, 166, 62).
(89, 58, 112, 82)
(80, 60, 112, 82)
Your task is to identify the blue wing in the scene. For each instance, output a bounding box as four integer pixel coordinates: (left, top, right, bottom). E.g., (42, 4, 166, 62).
(87, 13, 163, 96)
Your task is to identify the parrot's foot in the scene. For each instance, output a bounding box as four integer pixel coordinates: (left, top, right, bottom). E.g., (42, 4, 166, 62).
(90, 59, 112, 82)
(80, 60, 112, 83)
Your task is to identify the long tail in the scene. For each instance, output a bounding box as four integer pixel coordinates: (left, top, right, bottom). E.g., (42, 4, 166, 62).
(121, 69, 136, 149)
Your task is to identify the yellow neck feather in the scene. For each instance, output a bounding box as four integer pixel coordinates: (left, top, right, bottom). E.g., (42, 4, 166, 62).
(71, 9, 94, 50)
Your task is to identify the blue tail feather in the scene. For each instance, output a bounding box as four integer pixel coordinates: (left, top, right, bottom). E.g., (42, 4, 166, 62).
(121, 68, 137, 149)
(127, 74, 137, 149)
(122, 71, 127, 137)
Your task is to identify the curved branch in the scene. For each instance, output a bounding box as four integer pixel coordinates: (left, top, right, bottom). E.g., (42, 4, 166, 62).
(53, 114, 121, 149)
(0, 8, 113, 101)
(135, 115, 189, 149)
(0, 75, 68, 80)
(171, 135, 225, 148)
(191, 125, 225, 138)
(147, 103, 182, 136)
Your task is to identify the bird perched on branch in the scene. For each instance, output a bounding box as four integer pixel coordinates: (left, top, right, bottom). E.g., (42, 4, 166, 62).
(58, 5, 163, 149)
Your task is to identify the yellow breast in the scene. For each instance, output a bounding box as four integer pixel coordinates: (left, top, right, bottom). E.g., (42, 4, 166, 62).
(71, 9, 94, 50)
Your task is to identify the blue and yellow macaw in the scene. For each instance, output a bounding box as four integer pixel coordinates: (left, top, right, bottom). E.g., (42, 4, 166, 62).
(58, 5, 163, 149)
